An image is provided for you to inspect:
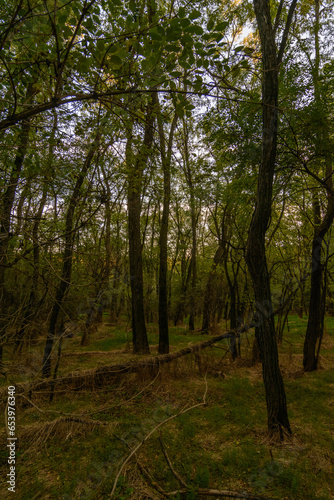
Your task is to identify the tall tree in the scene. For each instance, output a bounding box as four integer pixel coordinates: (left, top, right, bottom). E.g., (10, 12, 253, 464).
(156, 95, 178, 354)
(244, 0, 297, 439)
(181, 119, 198, 331)
(302, 0, 334, 371)
(126, 99, 154, 354)
(42, 133, 100, 377)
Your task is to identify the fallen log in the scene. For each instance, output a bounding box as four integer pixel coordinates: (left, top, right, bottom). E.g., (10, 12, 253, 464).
(1, 330, 237, 402)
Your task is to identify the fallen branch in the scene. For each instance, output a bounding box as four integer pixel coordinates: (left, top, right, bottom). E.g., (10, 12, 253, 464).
(109, 375, 208, 498)
(16, 368, 161, 418)
(159, 432, 189, 489)
(17, 415, 109, 450)
(2, 330, 236, 401)
(163, 489, 276, 499)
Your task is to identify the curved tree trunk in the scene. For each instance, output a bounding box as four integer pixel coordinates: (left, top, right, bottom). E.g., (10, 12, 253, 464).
(42, 136, 99, 377)
(303, 0, 334, 372)
(244, 0, 297, 439)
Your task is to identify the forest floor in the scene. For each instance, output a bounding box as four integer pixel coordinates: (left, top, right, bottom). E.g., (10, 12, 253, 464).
(0, 315, 334, 500)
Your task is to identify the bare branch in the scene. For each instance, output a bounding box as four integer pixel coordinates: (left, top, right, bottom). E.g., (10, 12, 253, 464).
(109, 375, 208, 498)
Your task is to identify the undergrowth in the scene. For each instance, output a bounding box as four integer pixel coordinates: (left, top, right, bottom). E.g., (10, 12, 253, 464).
(0, 315, 333, 499)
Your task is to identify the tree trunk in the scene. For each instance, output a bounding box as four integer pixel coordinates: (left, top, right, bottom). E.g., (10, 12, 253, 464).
(244, 0, 297, 439)
(126, 101, 154, 354)
(303, 0, 334, 372)
(201, 245, 224, 334)
(14, 112, 58, 353)
(42, 136, 99, 377)
(156, 96, 178, 354)
(182, 120, 197, 331)
(0, 121, 30, 292)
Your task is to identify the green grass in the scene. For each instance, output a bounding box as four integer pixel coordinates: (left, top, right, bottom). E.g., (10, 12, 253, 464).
(1, 315, 334, 499)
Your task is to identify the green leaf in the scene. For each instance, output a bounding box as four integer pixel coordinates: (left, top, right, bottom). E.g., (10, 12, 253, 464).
(157, 26, 165, 37)
(213, 33, 224, 43)
(179, 58, 191, 69)
(165, 44, 180, 52)
(58, 13, 68, 26)
(85, 17, 94, 31)
(234, 45, 244, 52)
(231, 67, 241, 77)
(207, 48, 217, 56)
(180, 18, 191, 28)
(178, 7, 186, 18)
(189, 10, 201, 20)
(96, 39, 105, 52)
(207, 19, 215, 31)
(129, 0, 137, 13)
(185, 25, 203, 35)
(215, 21, 228, 31)
(178, 108, 185, 118)
(181, 34, 193, 47)
(170, 18, 181, 29)
(149, 28, 162, 41)
(240, 60, 250, 69)
(193, 78, 203, 91)
(63, 25, 73, 38)
(77, 58, 90, 72)
(110, 55, 122, 66)
(166, 28, 180, 42)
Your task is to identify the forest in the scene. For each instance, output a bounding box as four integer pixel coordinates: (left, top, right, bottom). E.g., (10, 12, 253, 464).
(0, 0, 334, 498)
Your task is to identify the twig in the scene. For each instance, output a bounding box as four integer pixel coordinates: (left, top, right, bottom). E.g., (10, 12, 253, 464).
(136, 459, 170, 498)
(109, 375, 208, 498)
(159, 431, 189, 488)
(113, 434, 169, 498)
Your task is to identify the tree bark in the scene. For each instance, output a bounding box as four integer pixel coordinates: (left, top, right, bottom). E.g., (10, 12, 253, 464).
(201, 245, 224, 334)
(0, 120, 30, 292)
(156, 96, 178, 354)
(182, 120, 197, 331)
(303, 0, 334, 371)
(14, 112, 58, 353)
(42, 136, 99, 377)
(244, 0, 296, 439)
(127, 100, 154, 354)
(10, 330, 240, 398)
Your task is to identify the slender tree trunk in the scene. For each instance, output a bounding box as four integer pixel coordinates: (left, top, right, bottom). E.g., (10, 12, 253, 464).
(156, 96, 178, 353)
(182, 120, 197, 331)
(14, 112, 58, 353)
(201, 245, 224, 334)
(0, 119, 31, 362)
(0, 121, 30, 292)
(42, 136, 99, 377)
(110, 218, 123, 322)
(303, 0, 334, 371)
(126, 101, 154, 354)
(244, 0, 297, 439)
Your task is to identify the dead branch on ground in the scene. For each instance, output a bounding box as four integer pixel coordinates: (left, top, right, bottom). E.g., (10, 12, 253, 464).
(1, 330, 236, 402)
